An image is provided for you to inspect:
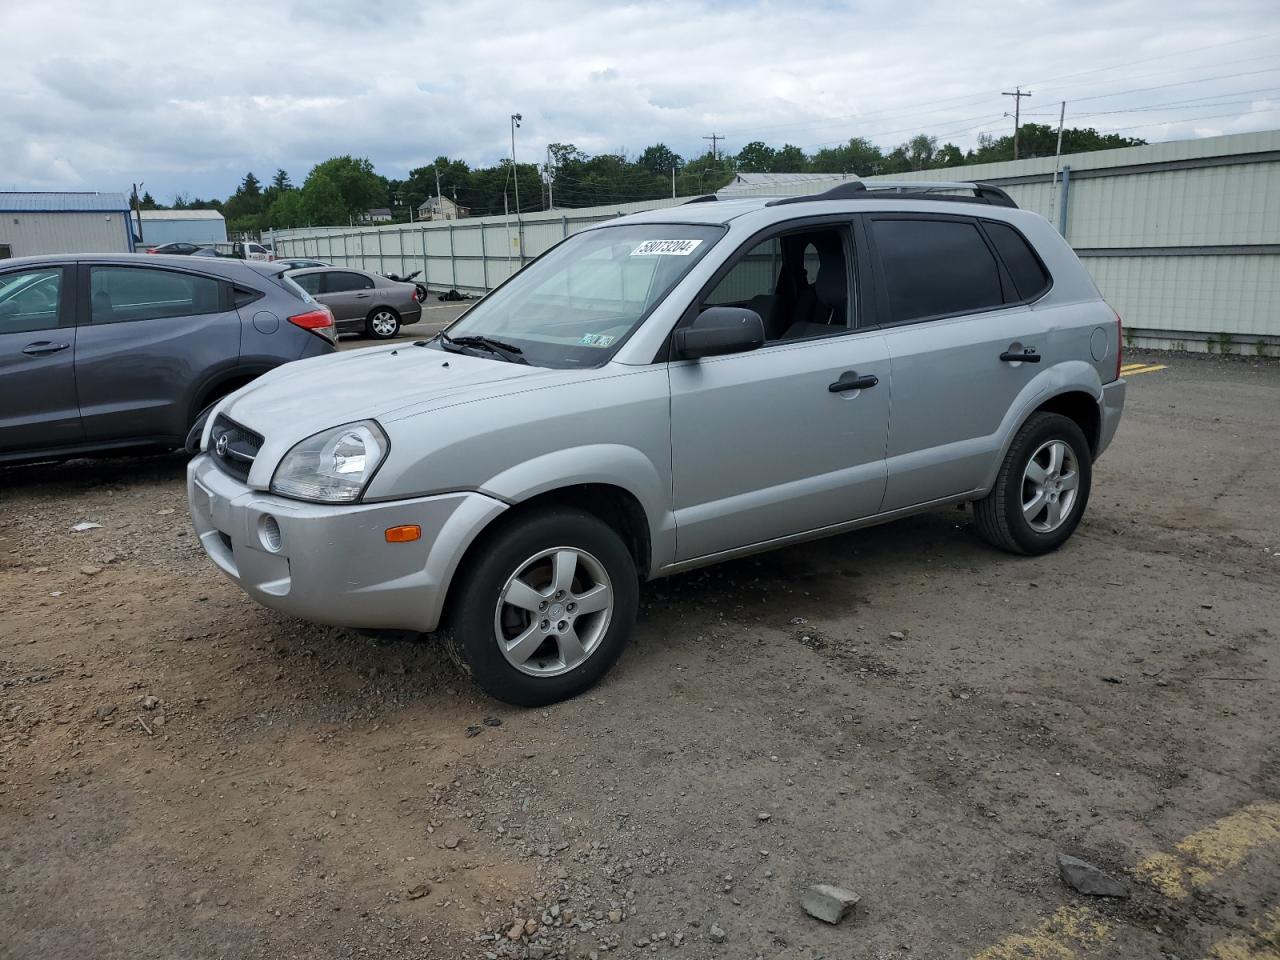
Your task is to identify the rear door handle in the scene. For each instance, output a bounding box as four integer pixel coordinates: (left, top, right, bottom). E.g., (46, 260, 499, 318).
(355, 293, 371, 299)
(1000, 349, 1041, 363)
(829, 372, 880, 393)
(22, 341, 70, 356)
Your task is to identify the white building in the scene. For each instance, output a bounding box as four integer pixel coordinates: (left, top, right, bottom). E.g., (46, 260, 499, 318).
(138, 209, 227, 247)
(417, 195, 469, 221)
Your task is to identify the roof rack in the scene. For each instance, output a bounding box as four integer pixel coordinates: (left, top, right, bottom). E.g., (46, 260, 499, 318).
(683, 194, 719, 204)
(766, 180, 1017, 208)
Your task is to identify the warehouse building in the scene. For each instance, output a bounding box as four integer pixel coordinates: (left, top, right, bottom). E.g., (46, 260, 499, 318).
(138, 209, 227, 248)
(0, 191, 134, 258)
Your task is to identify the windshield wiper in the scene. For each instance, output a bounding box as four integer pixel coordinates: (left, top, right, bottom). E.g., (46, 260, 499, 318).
(436, 332, 528, 364)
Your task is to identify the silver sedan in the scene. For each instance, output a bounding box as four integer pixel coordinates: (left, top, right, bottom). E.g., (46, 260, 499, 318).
(285, 267, 423, 339)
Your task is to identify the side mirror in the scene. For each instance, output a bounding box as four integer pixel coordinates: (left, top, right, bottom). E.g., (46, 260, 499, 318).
(674, 306, 765, 360)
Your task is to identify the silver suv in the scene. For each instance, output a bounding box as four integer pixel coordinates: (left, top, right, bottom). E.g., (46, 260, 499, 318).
(188, 181, 1126, 706)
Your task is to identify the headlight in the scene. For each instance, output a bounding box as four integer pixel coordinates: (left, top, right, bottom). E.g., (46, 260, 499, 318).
(270, 421, 388, 503)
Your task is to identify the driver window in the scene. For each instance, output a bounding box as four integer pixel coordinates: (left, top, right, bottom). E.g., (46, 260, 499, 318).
(704, 227, 853, 342)
(0, 267, 63, 335)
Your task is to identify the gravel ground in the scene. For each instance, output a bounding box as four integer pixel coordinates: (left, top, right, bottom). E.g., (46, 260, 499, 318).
(1, 349, 1277, 960)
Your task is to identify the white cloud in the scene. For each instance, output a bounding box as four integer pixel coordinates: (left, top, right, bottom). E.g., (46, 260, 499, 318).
(1, 0, 1278, 200)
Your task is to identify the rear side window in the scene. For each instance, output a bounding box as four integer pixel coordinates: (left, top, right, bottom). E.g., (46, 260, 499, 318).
(89, 266, 224, 324)
(326, 271, 375, 292)
(0, 267, 63, 334)
(872, 218, 1003, 323)
(983, 221, 1051, 301)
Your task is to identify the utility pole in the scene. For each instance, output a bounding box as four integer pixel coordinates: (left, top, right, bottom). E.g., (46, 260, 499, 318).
(672, 165, 677, 200)
(545, 144, 555, 211)
(510, 113, 523, 262)
(1050, 101, 1067, 227)
(434, 164, 443, 221)
(1002, 87, 1032, 160)
(703, 133, 723, 161)
(131, 182, 144, 244)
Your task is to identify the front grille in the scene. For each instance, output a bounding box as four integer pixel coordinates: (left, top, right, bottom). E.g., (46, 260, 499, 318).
(209, 414, 263, 483)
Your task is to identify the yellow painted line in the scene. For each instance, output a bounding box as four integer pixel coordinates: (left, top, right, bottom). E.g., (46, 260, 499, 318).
(973, 905, 1109, 960)
(1136, 802, 1280, 899)
(1122, 364, 1168, 376)
(972, 802, 1280, 959)
(1209, 906, 1280, 960)
(1120, 362, 1148, 371)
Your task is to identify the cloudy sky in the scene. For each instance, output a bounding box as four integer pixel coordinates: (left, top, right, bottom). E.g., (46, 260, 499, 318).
(2, 0, 1278, 202)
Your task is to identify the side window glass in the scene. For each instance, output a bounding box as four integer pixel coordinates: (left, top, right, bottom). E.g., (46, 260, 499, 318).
(0, 267, 63, 334)
(292, 273, 324, 296)
(327, 272, 374, 293)
(872, 219, 1003, 323)
(704, 228, 851, 342)
(89, 267, 223, 324)
(983, 221, 1051, 301)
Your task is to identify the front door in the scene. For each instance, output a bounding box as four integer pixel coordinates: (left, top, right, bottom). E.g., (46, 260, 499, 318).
(0, 264, 82, 454)
(668, 223, 891, 561)
(316, 270, 375, 324)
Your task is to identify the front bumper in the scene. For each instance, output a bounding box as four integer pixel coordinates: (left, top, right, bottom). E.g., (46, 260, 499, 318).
(1096, 378, 1126, 458)
(187, 454, 506, 632)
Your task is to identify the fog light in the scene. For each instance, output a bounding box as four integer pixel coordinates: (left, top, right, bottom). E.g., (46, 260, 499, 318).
(385, 524, 421, 543)
(258, 514, 283, 552)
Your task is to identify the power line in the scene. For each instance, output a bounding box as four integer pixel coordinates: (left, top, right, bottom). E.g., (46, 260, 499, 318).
(702, 133, 724, 161)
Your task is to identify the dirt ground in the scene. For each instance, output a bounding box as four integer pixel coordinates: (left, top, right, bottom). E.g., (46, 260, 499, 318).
(2, 349, 1278, 960)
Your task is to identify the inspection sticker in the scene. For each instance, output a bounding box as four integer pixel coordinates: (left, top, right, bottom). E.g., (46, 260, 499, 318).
(578, 333, 616, 347)
(632, 239, 703, 256)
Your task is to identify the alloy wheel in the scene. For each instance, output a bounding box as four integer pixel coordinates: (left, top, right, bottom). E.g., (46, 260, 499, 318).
(1021, 439, 1080, 533)
(493, 547, 614, 678)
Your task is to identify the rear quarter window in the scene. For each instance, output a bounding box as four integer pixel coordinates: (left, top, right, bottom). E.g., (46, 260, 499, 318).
(982, 220, 1051, 301)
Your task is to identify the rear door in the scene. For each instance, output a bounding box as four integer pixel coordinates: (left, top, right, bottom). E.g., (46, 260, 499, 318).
(317, 270, 376, 324)
(74, 263, 242, 444)
(0, 264, 82, 453)
(865, 214, 1052, 510)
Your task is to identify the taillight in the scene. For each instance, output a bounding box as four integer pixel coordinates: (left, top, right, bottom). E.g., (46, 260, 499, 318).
(1113, 307, 1123, 381)
(147, 248, 157, 254)
(411, 288, 420, 303)
(288, 307, 336, 343)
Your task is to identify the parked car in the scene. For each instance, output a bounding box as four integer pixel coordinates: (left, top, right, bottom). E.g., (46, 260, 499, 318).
(215, 241, 274, 262)
(147, 242, 204, 256)
(188, 181, 1126, 706)
(190, 246, 225, 258)
(274, 258, 330, 270)
(284, 266, 422, 339)
(0, 253, 335, 465)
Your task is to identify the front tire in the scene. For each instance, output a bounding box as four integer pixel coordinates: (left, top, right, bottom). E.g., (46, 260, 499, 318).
(445, 509, 638, 706)
(974, 412, 1092, 555)
(365, 308, 401, 340)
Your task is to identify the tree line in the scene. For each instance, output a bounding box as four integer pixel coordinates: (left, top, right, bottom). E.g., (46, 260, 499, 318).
(142, 123, 1144, 234)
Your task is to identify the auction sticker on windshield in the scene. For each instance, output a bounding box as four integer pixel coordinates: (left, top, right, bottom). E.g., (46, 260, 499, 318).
(632, 239, 703, 256)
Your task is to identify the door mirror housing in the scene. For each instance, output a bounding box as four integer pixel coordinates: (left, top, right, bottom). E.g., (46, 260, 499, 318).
(674, 306, 765, 360)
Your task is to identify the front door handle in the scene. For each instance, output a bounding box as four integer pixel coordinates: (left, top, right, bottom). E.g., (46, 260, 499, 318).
(828, 372, 880, 393)
(1000, 349, 1041, 363)
(355, 293, 371, 299)
(22, 341, 70, 356)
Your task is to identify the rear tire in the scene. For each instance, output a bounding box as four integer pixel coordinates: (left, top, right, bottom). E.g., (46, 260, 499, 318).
(444, 508, 638, 707)
(974, 411, 1092, 555)
(366, 308, 401, 340)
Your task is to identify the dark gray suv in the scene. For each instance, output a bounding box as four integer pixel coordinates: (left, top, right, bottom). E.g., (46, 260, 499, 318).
(0, 253, 336, 465)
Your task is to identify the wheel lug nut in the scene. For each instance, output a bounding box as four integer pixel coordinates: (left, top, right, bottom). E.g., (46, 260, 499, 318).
(538, 601, 547, 611)
(540, 619, 549, 630)
(567, 602, 576, 612)
(557, 620, 567, 631)
(555, 590, 565, 600)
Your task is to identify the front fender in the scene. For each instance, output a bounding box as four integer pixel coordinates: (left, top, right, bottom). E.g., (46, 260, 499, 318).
(479, 443, 675, 575)
(979, 360, 1103, 494)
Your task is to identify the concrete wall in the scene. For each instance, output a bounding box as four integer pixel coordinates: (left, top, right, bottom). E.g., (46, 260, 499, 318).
(0, 210, 133, 258)
(273, 129, 1280, 354)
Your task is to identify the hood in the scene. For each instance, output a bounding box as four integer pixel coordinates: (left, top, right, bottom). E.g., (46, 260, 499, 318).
(216, 344, 575, 467)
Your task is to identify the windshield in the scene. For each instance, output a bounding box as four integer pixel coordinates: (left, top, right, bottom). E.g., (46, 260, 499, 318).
(437, 223, 724, 367)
